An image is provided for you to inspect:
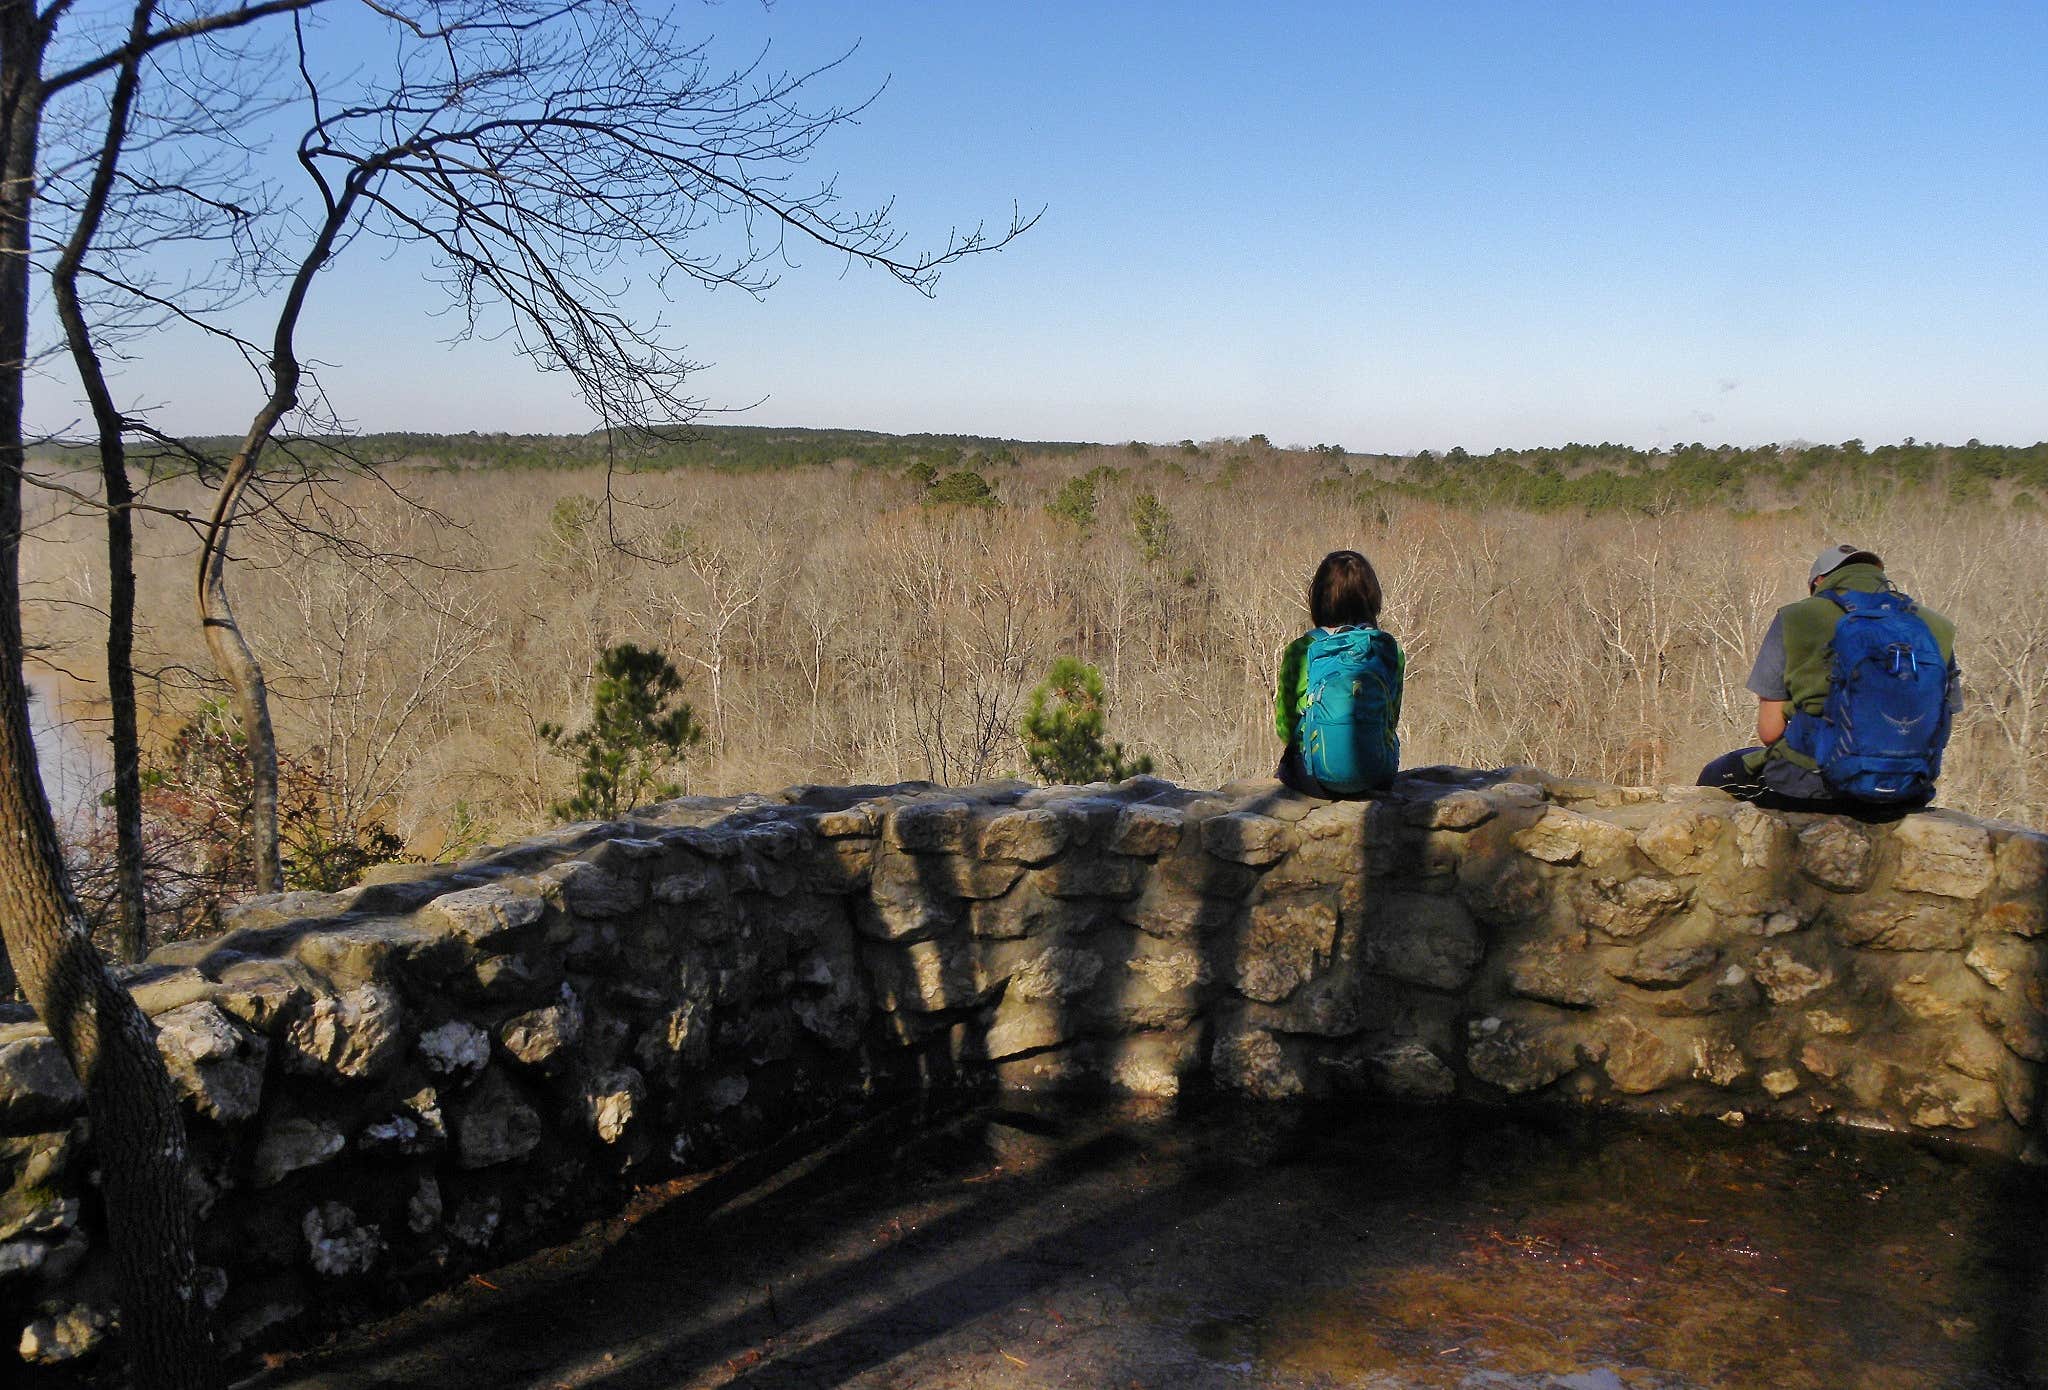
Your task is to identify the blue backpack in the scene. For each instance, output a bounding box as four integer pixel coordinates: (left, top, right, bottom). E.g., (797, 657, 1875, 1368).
(1786, 588, 1953, 803)
(1297, 626, 1401, 795)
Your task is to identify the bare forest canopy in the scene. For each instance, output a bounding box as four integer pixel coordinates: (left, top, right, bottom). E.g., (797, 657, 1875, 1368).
(25, 429, 2048, 511)
(19, 430, 2048, 958)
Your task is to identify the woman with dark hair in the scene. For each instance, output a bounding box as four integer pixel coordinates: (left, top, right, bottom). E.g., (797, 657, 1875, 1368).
(1274, 550, 1404, 796)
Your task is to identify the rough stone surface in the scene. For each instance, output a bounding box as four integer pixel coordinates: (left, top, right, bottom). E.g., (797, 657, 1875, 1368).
(8, 771, 2048, 1373)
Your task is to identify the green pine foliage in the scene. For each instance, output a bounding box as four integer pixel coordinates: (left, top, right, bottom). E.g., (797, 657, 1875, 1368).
(541, 644, 705, 820)
(1020, 657, 1153, 785)
(923, 469, 999, 508)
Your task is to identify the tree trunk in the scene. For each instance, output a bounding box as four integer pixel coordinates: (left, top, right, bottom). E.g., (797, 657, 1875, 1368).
(1, 5, 220, 1383)
(50, 0, 158, 959)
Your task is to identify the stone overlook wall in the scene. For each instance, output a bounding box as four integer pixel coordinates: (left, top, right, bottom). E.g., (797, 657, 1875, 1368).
(6, 767, 2048, 1368)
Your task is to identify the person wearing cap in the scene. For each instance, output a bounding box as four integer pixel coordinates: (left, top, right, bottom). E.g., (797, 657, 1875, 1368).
(1698, 544, 1959, 808)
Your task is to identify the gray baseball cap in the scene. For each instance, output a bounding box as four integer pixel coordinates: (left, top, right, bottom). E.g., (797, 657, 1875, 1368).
(1810, 543, 1882, 584)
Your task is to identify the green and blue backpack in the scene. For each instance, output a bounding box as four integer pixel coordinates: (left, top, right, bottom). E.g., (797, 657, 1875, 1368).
(1298, 626, 1401, 795)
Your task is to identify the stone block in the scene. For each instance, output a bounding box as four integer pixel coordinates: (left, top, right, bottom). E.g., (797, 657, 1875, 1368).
(1827, 895, 1971, 951)
(419, 881, 547, 947)
(1980, 898, 2048, 938)
(1890, 814, 1994, 900)
(863, 938, 989, 1014)
(1361, 893, 1483, 991)
(1363, 1040, 1458, 1098)
(282, 983, 405, 1083)
(979, 808, 1071, 864)
(0, 1039, 83, 1138)
(452, 1070, 542, 1169)
(1798, 820, 1875, 893)
(1601, 1016, 1688, 1094)
(1458, 852, 1552, 928)
(1210, 1025, 1307, 1100)
(416, 1020, 491, 1079)
(1506, 935, 1611, 1009)
(1965, 936, 2044, 991)
(154, 1001, 268, 1123)
(254, 1116, 345, 1187)
(1230, 892, 1340, 1004)
(886, 800, 975, 853)
(500, 984, 585, 1069)
(1512, 807, 1637, 867)
(1109, 803, 1187, 857)
(1034, 856, 1146, 900)
(1202, 812, 1295, 865)
(810, 805, 879, 839)
(1569, 875, 1690, 939)
(1636, 806, 1725, 876)
(1995, 829, 2048, 894)
(1465, 1013, 1583, 1095)
(1752, 948, 1835, 1005)
(1401, 789, 1496, 831)
(1611, 944, 1717, 990)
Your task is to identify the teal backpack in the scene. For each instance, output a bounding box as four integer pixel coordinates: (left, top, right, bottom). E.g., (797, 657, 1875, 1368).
(1298, 626, 1401, 794)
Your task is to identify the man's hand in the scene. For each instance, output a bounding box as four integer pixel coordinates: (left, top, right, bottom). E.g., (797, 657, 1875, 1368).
(1756, 699, 1788, 746)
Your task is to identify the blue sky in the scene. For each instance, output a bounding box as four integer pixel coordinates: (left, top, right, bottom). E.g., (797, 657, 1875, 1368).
(33, 0, 2048, 451)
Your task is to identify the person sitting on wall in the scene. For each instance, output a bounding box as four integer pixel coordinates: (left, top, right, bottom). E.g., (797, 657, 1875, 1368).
(1699, 544, 1959, 811)
(1275, 549, 1404, 797)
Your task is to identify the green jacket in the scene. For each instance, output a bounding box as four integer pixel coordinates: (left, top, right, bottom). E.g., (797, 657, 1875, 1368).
(1275, 628, 1406, 745)
(1754, 563, 1957, 771)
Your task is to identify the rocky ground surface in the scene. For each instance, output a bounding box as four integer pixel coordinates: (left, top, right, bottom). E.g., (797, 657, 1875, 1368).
(243, 1097, 2048, 1390)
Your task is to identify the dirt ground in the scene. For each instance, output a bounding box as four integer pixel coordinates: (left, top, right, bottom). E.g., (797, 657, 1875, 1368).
(239, 1097, 2048, 1390)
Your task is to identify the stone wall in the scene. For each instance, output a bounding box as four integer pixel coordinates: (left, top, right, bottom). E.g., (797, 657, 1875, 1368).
(6, 767, 2047, 1369)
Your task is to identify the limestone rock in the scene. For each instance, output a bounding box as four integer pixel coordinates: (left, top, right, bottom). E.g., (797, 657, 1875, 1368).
(499, 985, 584, 1067)
(1798, 820, 1875, 892)
(1202, 812, 1294, 865)
(1602, 1017, 1688, 1094)
(1996, 830, 2048, 894)
(1401, 789, 1496, 831)
(1364, 1040, 1457, 1099)
(1570, 875, 1690, 939)
(538, 861, 645, 917)
(1035, 856, 1145, 900)
(17, 1304, 110, 1364)
(1891, 814, 1994, 900)
(0, 1035, 85, 1127)
(1466, 1015, 1581, 1094)
(449, 1195, 503, 1248)
(1752, 948, 1835, 1005)
(1636, 806, 1723, 876)
(1362, 894, 1483, 991)
(255, 1116, 346, 1187)
(1691, 1033, 1750, 1088)
(1828, 896, 1971, 951)
(811, 805, 879, 838)
(407, 1177, 443, 1235)
(1109, 803, 1185, 856)
(584, 1067, 644, 1144)
(453, 1071, 542, 1169)
(1007, 945, 1105, 1003)
(1512, 807, 1636, 866)
(1210, 1027, 1306, 1099)
(153, 1001, 268, 1123)
(1761, 1067, 1801, 1098)
(1902, 1074, 2003, 1131)
(1892, 973, 1969, 1022)
(416, 1019, 491, 1079)
(303, 1201, 381, 1276)
(864, 938, 985, 1013)
(1731, 804, 1796, 871)
(886, 800, 974, 853)
(420, 880, 547, 946)
(1965, 936, 2041, 991)
(1233, 893, 1339, 1004)
(978, 808, 1070, 864)
(283, 984, 405, 1083)
(1611, 945, 1717, 990)
(1506, 936, 1610, 1009)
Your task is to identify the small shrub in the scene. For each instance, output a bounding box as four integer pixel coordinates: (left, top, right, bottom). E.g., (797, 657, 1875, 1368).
(1131, 492, 1171, 563)
(1020, 657, 1153, 784)
(924, 469, 999, 508)
(542, 643, 704, 820)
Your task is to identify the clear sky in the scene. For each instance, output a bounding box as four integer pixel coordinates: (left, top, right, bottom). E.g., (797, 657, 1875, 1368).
(30, 0, 2048, 451)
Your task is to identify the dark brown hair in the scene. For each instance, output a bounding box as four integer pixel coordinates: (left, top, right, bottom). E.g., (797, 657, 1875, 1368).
(1309, 549, 1383, 628)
